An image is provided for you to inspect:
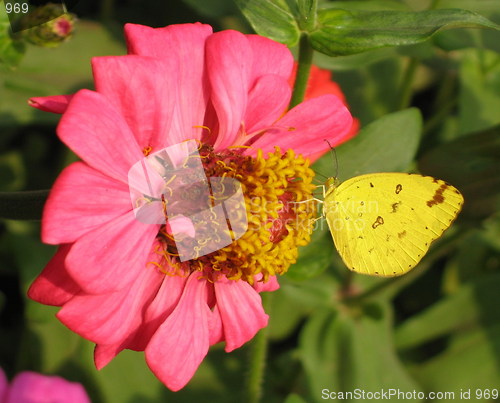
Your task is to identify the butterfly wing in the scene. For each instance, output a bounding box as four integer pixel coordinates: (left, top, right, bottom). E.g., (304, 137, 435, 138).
(324, 173, 464, 276)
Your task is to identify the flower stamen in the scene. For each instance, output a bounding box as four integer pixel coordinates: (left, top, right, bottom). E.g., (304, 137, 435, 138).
(154, 143, 316, 285)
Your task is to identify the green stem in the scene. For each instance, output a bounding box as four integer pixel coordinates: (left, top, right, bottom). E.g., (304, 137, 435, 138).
(246, 292, 272, 403)
(289, 34, 314, 109)
(0, 190, 49, 220)
(397, 57, 419, 110)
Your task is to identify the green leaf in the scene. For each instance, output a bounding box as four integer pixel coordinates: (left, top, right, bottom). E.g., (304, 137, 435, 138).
(442, 229, 500, 289)
(309, 8, 500, 56)
(296, 0, 317, 31)
(433, 2, 500, 54)
(300, 303, 420, 402)
(286, 223, 334, 281)
(321, 1, 410, 12)
(436, 0, 500, 16)
(418, 126, 500, 220)
(458, 49, 500, 135)
(234, 0, 300, 46)
(268, 274, 338, 340)
(413, 323, 500, 395)
(314, 47, 397, 71)
(325, 56, 404, 123)
(313, 108, 422, 182)
(0, 6, 26, 69)
(280, 275, 338, 310)
(395, 273, 500, 350)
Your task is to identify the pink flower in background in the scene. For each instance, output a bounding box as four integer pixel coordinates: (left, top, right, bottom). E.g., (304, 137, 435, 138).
(28, 23, 353, 390)
(0, 368, 90, 403)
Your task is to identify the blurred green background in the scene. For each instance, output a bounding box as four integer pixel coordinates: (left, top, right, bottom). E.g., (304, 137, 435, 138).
(1, 0, 499, 402)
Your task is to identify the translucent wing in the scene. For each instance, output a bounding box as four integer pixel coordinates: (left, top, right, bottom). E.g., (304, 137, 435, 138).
(324, 173, 464, 276)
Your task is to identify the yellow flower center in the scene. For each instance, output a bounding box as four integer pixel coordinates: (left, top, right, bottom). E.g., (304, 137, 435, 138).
(153, 144, 316, 285)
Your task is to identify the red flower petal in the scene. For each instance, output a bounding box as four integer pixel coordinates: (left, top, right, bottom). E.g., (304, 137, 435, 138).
(248, 95, 353, 159)
(42, 162, 130, 245)
(214, 277, 268, 352)
(28, 244, 81, 306)
(125, 23, 212, 141)
(253, 275, 280, 293)
(28, 94, 73, 114)
(57, 262, 163, 345)
(206, 30, 253, 150)
(244, 75, 291, 135)
(57, 89, 143, 183)
(65, 213, 158, 294)
(130, 271, 188, 351)
(145, 272, 210, 391)
(92, 56, 180, 150)
(246, 34, 294, 83)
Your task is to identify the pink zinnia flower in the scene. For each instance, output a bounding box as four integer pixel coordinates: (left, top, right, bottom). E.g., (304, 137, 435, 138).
(289, 63, 360, 139)
(28, 23, 353, 391)
(0, 368, 90, 403)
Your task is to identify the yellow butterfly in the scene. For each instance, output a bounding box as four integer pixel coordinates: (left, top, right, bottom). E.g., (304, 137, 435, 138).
(323, 173, 464, 277)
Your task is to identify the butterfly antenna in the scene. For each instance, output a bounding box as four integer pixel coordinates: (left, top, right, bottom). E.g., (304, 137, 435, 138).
(324, 139, 339, 178)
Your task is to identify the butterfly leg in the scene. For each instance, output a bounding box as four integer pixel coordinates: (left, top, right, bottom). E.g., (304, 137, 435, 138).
(313, 184, 327, 198)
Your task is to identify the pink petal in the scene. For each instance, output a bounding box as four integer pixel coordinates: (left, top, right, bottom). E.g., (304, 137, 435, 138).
(253, 275, 280, 293)
(125, 23, 212, 142)
(7, 372, 90, 403)
(92, 246, 174, 367)
(65, 212, 158, 294)
(247, 95, 353, 159)
(42, 162, 131, 245)
(57, 262, 163, 345)
(92, 56, 178, 150)
(244, 74, 291, 135)
(246, 34, 294, 83)
(145, 272, 210, 391)
(125, 22, 212, 59)
(28, 244, 81, 306)
(208, 303, 224, 346)
(28, 94, 73, 114)
(130, 272, 188, 351)
(57, 89, 143, 183)
(206, 30, 252, 150)
(94, 343, 122, 370)
(214, 277, 268, 352)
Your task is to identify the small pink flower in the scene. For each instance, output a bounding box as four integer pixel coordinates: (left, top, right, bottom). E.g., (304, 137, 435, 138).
(28, 23, 353, 391)
(0, 368, 90, 403)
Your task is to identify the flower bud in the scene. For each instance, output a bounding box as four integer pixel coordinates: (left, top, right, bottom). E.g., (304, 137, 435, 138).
(16, 3, 76, 48)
